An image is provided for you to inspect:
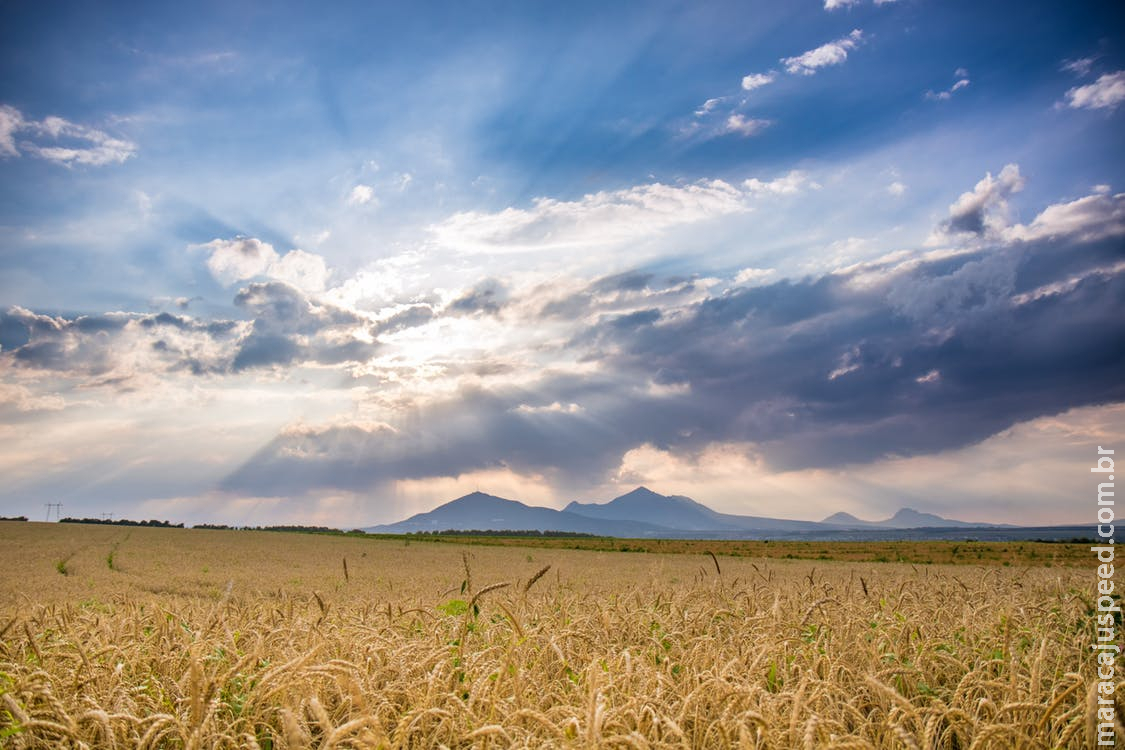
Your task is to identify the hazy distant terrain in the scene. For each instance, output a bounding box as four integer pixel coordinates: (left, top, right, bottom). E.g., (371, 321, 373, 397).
(367, 486, 1079, 541)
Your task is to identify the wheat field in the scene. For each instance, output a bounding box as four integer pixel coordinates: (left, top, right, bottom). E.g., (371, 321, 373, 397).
(0, 521, 1116, 748)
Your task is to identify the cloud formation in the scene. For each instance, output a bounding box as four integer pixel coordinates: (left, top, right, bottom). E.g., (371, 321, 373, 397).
(197, 238, 329, 292)
(429, 179, 749, 252)
(219, 173, 1125, 497)
(743, 170, 819, 196)
(1005, 191, 1125, 244)
(1064, 70, 1125, 110)
(724, 114, 772, 137)
(782, 30, 864, 76)
(925, 69, 970, 101)
(347, 184, 375, 206)
(5, 157, 1123, 520)
(1, 280, 375, 380)
(230, 282, 376, 371)
(740, 72, 776, 91)
(938, 163, 1025, 238)
(1, 306, 242, 380)
(0, 104, 136, 166)
(1061, 57, 1097, 77)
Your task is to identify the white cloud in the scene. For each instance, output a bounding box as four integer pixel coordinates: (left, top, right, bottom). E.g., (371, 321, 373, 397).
(1065, 71, 1125, 110)
(347, 184, 375, 206)
(887, 181, 907, 196)
(734, 267, 775, 285)
(827, 346, 862, 380)
(820, 236, 872, 271)
(0, 104, 136, 166)
(926, 71, 970, 101)
(514, 402, 583, 415)
(781, 30, 863, 76)
(430, 179, 749, 253)
(135, 190, 153, 219)
(432, 170, 823, 256)
(201, 237, 279, 285)
(269, 249, 330, 293)
(0, 383, 66, 413)
(1004, 191, 1125, 244)
(0, 105, 24, 157)
(724, 114, 771, 136)
(694, 98, 724, 117)
(742, 169, 818, 195)
(824, 0, 860, 9)
(938, 163, 1025, 239)
(740, 72, 775, 91)
(1011, 261, 1125, 306)
(196, 237, 331, 292)
(1061, 57, 1096, 77)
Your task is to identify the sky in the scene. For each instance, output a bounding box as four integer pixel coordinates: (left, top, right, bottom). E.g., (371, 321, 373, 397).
(1, 0, 1123, 527)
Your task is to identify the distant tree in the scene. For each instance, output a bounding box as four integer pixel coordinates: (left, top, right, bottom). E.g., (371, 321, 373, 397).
(59, 517, 184, 528)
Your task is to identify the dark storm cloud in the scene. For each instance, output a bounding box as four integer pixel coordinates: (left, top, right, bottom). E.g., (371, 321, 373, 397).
(71, 314, 131, 334)
(0, 314, 31, 351)
(608, 308, 662, 330)
(2, 308, 140, 375)
(233, 282, 363, 332)
(2, 281, 379, 378)
(373, 305, 435, 336)
(448, 279, 507, 316)
(222, 230, 1125, 496)
(591, 270, 653, 294)
(231, 330, 301, 371)
(539, 292, 591, 319)
(596, 237, 1125, 469)
(939, 164, 1025, 238)
(947, 204, 986, 235)
(229, 282, 378, 371)
(221, 374, 689, 496)
(137, 311, 239, 336)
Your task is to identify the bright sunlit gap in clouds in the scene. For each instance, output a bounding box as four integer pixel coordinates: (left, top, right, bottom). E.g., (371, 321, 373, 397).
(1, 0, 1123, 528)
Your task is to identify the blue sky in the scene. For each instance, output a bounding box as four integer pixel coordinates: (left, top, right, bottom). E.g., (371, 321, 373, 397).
(1, 0, 1123, 526)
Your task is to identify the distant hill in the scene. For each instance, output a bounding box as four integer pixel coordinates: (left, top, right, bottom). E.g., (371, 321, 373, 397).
(564, 486, 826, 532)
(364, 491, 670, 536)
(820, 507, 1003, 529)
(366, 487, 1010, 538)
(821, 511, 879, 527)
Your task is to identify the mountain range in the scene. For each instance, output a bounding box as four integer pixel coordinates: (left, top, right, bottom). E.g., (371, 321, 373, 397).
(365, 486, 1010, 538)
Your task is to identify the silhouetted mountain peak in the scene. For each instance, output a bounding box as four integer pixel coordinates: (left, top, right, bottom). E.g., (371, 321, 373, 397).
(433, 491, 526, 511)
(889, 508, 943, 523)
(822, 511, 876, 526)
(876, 507, 985, 528)
(365, 489, 670, 536)
(564, 486, 809, 531)
(368, 489, 1009, 537)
